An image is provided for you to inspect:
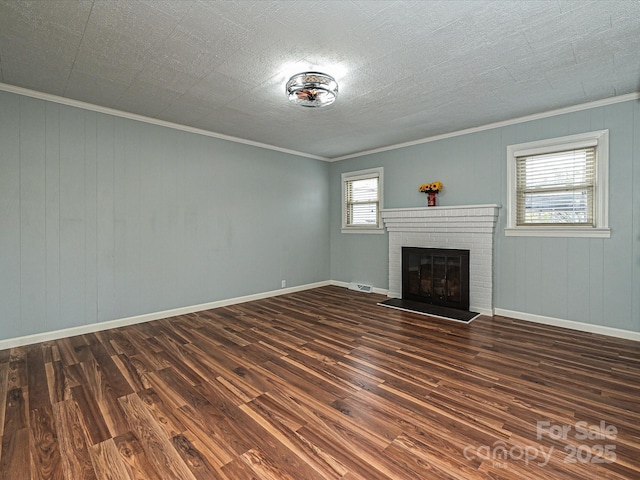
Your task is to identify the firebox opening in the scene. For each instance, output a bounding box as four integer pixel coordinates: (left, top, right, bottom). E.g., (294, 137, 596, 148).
(378, 247, 479, 323)
(403, 247, 470, 311)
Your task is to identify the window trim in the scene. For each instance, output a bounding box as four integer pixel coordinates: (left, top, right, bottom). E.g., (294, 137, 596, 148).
(505, 130, 610, 238)
(341, 167, 384, 234)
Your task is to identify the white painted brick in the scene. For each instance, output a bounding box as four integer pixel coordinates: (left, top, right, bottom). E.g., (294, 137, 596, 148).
(382, 205, 500, 311)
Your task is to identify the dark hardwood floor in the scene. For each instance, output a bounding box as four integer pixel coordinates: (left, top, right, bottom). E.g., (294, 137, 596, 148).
(1, 285, 639, 479)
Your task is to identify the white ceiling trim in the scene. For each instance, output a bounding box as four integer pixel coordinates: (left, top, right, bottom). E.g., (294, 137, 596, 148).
(330, 92, 640, 162)
(0, 82, 329, 161)
(2, 82, 637, 163)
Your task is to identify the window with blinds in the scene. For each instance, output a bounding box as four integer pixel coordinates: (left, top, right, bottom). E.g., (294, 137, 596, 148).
(342, 167, 384, 232)
(506, 130, 610, 238)
(516, 147, 595, 225)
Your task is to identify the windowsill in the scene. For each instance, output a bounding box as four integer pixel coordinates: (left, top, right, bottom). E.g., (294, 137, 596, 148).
(505, 226, 611, 238)
(341, 227, 385, 234)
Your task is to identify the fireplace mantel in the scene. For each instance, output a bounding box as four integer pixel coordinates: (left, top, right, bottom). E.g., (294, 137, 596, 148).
(381, 204, 500, 315)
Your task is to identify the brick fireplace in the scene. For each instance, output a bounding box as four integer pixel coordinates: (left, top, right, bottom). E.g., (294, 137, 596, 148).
(381, 204, 501, 315)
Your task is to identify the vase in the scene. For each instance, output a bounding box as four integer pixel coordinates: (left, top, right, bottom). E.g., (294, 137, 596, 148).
(427, 192, 437, 206)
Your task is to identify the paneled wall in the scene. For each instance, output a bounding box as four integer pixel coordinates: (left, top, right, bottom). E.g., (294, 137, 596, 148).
(1, 89, 638, 341)
(0, 90, 330, 342)
(330, 98, 640, 333)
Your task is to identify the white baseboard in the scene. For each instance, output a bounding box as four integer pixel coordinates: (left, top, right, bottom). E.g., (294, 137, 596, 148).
(0, 281, 331, 351)
(330, 280, 388, 296)
(494, 308, 640, 342)
(4, 283, 636, 350)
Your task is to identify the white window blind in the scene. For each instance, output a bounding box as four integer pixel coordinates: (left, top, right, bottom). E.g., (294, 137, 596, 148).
(341, 167, 383, 233)
(516, 146, 596, 226)
(506, 130, 609, 238)
(345, 175, 380, 227)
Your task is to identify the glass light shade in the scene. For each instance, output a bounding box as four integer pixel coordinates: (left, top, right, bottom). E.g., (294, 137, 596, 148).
(286, 72, 338, 107)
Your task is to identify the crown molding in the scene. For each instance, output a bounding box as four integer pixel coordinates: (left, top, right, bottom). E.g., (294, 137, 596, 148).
(330, 92, 640, 162)
(2, 82, 637, 163)
(0, 82, 329, 162)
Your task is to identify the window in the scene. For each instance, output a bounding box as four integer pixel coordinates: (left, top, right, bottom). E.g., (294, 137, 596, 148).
(506, 130, 610, 238)
(341, 167, 384, 233)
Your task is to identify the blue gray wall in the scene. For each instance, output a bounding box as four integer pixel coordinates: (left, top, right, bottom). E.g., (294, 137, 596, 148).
(2, 89, 638, 342)
(0, 90, 330, 342)
(330, 99, 640, 333)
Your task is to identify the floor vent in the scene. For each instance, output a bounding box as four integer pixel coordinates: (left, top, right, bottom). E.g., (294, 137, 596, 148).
(349, 283, 373, 293)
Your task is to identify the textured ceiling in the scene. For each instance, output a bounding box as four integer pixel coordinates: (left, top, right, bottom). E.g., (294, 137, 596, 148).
(0, 0, 639, 160)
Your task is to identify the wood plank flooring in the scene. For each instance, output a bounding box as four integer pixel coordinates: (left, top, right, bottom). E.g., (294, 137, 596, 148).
(1, 285, 639, 479)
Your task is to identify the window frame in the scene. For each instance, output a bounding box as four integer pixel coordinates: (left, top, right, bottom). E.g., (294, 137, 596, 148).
(505, 130, 610, 238)
(341, 167, 384, 234)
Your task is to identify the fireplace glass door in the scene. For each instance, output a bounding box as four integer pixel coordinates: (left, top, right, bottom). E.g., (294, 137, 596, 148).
(403, 247, 470, 310)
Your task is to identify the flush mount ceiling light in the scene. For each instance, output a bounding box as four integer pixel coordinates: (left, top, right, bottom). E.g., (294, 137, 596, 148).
(286, 71, 338, 107)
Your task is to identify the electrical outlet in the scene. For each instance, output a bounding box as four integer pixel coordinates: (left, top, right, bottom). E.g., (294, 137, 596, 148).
(281, 280, 286, 288)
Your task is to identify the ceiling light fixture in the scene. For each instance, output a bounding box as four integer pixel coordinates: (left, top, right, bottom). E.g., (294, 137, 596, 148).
(286, 71, 338, 107)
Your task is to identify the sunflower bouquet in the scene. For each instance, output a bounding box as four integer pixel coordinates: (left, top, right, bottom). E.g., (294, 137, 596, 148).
(418, 181, 443, 194)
